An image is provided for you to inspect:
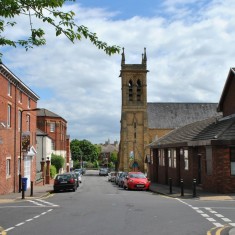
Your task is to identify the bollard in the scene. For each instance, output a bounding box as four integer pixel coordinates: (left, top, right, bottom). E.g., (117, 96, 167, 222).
(169, 178, 172, 194)
(19, 174, 22, 193)
(22, 181, 25, 199)
(181, 179, 184, 197)
(30, 181, 33, 197)
(193, 179, 197, 197)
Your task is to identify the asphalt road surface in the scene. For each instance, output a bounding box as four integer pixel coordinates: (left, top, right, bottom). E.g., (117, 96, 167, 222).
(0, 170, 235, 235)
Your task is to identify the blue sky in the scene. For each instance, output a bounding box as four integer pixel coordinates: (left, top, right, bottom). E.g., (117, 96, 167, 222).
(1, 0, 235, 144)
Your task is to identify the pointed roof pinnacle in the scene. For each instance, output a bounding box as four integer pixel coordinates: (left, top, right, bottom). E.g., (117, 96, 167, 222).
(121, 47, 125, 65)
(142, 47, 147, 65)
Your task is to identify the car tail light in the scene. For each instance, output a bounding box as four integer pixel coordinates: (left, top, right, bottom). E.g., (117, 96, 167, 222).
(69, 178, 75, 183)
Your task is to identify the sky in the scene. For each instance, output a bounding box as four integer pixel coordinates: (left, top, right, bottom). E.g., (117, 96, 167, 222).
(1, 0, 235, 144)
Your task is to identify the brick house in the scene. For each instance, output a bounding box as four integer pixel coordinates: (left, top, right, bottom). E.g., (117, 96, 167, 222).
(99, 140, 119, 168)
(148, 67, 235, 193)
(0, 63, 39, 194)
(36, 108, 69, 172)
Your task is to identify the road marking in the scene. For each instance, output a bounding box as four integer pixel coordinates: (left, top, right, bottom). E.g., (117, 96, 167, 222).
(176, 198, 235, 229)
(2, 209, 53, 233)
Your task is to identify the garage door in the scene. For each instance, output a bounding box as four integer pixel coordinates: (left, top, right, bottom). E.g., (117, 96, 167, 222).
(24, 156, 31, 189)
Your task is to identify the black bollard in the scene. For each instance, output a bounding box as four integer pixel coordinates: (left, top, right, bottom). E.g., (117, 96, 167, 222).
(181, 179, 184, 197)
(169, 178, 172, 194)
(19, 174, 22, 193)
(22, 181, 25, 199)
(193, 179, 197, 197)
(30, 181, 33, 197)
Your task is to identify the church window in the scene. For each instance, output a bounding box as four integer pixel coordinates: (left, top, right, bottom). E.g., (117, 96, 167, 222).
(137, 79, 141, 101)
(128, 80, 133, 101)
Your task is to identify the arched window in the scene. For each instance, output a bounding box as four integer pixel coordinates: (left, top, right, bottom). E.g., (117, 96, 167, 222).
(137, 79, 141, 101)
(128, 80, 133, 101)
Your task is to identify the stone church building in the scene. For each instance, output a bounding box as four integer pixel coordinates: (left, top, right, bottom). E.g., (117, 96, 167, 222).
(118, 48, 219, 173)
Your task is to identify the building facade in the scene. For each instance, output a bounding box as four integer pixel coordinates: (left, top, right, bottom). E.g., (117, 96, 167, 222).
(36, 108, 69, 172)
(118, 48, 149, 172)
(118, 49, 219, 173)
(0, 63, 39, 194)
(148, 68, 235, 193)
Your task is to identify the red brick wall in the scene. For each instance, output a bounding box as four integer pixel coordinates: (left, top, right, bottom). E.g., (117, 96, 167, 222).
(37, 116, 67, 151)
(0, 71, 38, 194)
(222, 76, 235, 117)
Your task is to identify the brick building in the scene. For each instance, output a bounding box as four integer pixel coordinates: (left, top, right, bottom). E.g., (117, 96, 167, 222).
(0, 63, 39, 194)
(148, 67, 235, 193)
(36, 108, 69, 172)
(118, 48, 218, 173)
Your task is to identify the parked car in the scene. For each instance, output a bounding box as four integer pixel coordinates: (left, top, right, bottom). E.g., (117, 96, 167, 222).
(54, 173, 78, 192)
(99, 168, 109, 176)
(115, 171, 123, 185)
(118, 172, 128, 188)
(74, 171, 82, 183)
(123, 172, 150, 190)
(108, 172, 117, 182)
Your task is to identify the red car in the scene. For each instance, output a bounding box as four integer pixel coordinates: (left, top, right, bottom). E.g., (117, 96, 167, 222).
(123, 172, 150, 190)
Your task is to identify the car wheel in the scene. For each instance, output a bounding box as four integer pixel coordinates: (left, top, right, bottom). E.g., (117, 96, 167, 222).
(73, 187, 76, 192)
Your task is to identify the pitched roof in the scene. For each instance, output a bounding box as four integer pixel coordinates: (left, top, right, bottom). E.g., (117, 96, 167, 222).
(147, 102, 219, 129)
(217, 68, 235, 112)
(37, 108, 67, 122)
(150, 115, 235, 148)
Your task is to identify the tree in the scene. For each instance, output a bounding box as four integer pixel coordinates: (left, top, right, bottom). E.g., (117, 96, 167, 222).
(51, 153, 65, 173)
(70, 139, 83, 162)
(70, 139, 99, 163)
(0, 0, 120, 59)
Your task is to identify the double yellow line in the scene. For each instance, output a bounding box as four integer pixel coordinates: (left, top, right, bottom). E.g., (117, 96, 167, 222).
(207, 225, 230, 235)
(0, 226, 7, 235)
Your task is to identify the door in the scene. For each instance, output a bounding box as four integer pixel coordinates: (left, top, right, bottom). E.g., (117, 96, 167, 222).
(24, 156, 31, 189)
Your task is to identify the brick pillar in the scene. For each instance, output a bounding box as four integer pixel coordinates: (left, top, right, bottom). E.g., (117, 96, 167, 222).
(45, 160, 50, 184)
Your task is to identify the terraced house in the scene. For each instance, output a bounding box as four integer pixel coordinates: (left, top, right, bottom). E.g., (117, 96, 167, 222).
(0, 62, 39, 194)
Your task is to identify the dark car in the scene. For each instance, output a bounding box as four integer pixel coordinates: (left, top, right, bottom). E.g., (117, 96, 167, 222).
(54, 173, 78, 192)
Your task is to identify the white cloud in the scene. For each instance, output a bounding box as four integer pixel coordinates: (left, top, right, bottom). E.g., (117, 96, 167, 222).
(2, 0, 235, 143)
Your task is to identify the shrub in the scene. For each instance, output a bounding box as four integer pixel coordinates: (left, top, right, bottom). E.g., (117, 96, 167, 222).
(51, 154, 65, 173)
(50, 165, 57, 178)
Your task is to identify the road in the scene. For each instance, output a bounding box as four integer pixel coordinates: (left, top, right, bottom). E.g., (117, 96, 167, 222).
(0, 170, 234, 235)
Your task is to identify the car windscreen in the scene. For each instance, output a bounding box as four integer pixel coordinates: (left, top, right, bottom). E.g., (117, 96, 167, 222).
(129, 174, 146, 179)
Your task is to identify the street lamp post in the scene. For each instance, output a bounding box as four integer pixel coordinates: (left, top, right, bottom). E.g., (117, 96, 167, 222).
(19, 108, 40, 192)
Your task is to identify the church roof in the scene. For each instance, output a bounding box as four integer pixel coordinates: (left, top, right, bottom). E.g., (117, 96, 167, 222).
(147, 102, 219, 129)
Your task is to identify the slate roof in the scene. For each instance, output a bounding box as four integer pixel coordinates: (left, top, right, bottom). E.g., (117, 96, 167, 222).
(101, 144, 119, 153)
(150, 115, 235, 148)
(147, 102, 219, 129)
(37, 108, 67, 122)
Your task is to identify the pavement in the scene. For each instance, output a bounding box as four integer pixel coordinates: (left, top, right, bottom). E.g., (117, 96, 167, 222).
(0, 184, 54, 203)
(0, 182, 235, 204)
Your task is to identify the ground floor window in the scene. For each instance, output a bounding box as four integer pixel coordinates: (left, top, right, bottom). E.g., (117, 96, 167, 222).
(184, 149, 189, 170)
(168, 149, 176, 168)
(231, 148, 235, 176)
(6, 159, 11, 177)
(158, 149, 165, 166)
(206, 147, 212, 175)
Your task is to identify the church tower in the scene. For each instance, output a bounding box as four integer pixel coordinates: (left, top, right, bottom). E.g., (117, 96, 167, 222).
(118, 48, 149, 172)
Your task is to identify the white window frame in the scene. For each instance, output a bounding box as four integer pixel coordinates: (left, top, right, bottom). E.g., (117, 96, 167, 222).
(28, 97, 31, 108)
(6, 158, 11, 177)
(8, 81, 12, 96)
(184, 149, 189, 170)
(50, 122, 55, 132)
(7, 104, 11, 128)
(231, 148, 235, 176)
